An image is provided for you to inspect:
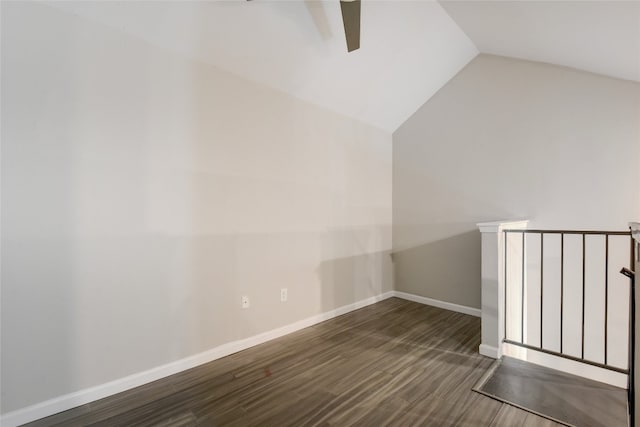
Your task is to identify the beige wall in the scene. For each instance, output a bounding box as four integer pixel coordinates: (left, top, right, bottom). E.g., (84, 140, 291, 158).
(393, 54, 640, 309)
(1, 2, 392, 413)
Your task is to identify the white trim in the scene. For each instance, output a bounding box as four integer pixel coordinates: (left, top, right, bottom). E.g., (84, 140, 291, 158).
(392, 291, 481, 317)
(0, 291, 394, 427)
(476, 219, 529, 233)
(502, 342, 627, 388)
(478, 344, 500, 359)
(630, 222, 640, 244)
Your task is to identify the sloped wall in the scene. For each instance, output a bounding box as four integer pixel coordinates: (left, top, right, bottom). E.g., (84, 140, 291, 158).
(393, 54, 640, 309)
(1, 2, 392, 414)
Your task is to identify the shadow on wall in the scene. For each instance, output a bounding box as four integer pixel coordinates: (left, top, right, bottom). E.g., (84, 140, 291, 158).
(317, 249, 394, 314)
(392, 230, 482, 309)
(1, 1, 393, 415)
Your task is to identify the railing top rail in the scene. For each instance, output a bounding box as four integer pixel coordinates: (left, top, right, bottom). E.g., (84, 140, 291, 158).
(503, 229, 630, 235)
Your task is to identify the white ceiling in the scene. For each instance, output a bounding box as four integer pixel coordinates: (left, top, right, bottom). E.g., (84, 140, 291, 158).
(44, 1, 640, 132)
(47, 0, 478, 132)
(440, 0, 640, 83)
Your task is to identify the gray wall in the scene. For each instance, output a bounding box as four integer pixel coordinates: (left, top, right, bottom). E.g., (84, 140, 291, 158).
(393, 54, 640, 309)
(1, 2, 392, 413)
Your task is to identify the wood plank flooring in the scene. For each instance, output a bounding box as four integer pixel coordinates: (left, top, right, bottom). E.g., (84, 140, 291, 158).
(24, 298, 563, 426)
(477, 356, 627, 427)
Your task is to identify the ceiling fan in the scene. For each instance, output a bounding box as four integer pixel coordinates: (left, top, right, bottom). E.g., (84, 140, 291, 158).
(339, 0, 361, 52)
(247, 0, 361, 53)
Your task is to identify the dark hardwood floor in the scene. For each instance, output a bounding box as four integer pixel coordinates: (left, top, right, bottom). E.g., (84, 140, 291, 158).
(25, 298, 563, 426)
(478, 356, 627, 427)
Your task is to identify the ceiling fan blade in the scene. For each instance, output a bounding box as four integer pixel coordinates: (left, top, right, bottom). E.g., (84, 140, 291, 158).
(339, 0, 360, 52)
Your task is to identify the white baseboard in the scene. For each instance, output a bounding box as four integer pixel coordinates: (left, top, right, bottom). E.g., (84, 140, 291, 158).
(0, 291, 394, 427)
(479, 344, 500, 359)
(392, 291, 481, 317)
(502, 342, 628, 388)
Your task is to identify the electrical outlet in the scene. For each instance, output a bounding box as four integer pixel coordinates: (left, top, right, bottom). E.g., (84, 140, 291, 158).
(280, 288, 288, 302)
(242, 296, 250, 309)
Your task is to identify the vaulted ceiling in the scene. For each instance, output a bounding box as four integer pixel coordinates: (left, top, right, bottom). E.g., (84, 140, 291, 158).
(441, 0, 640, 83)
(48, 1, 477, 132)
(48, 1, 640, 132)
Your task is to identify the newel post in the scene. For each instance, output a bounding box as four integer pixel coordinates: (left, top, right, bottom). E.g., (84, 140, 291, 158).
(630, 222, 639, 427)
(476, 220, 529, 359)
